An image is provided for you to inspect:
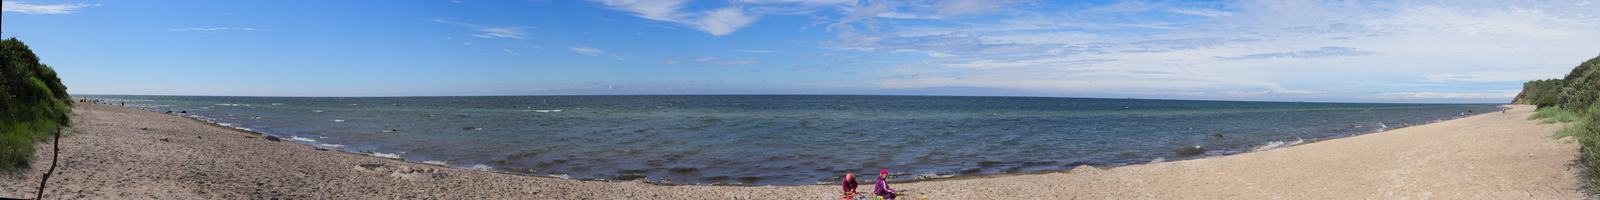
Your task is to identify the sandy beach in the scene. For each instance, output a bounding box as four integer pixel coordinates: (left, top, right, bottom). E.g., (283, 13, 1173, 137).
(1, 103, 1583, 199)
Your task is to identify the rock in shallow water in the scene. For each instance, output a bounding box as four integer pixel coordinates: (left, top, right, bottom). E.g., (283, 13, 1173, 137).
(1177, 146, 1206, 156)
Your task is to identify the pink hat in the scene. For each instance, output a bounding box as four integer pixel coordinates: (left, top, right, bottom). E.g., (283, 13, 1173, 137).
(881, 170, 888, 174)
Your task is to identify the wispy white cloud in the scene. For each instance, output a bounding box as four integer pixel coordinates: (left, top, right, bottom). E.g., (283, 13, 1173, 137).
(1422, 69, 1570, 83)
(569, 47, 605, 56)
(433, 20, 530, 39)
(503, 49, 519, 55)
(1, 1, 98, 14)
(569, 47, 626, 60)
(929, 0, 1021, 17)
(589, 0, 761, 36)
(167, 27, 267, 32)
(590, 0, 860, 36)
(1213, 46, 1378, 60)
(1365, 92, 1518, 99)
(793, 0, 1599, 101)
(1166, 8, 1232, 17)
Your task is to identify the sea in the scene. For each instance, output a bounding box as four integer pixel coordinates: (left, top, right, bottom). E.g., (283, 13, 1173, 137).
(73, 95, 1501, 185)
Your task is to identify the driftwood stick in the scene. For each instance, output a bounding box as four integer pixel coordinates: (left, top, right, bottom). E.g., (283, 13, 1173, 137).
(35, 127, 61, 200)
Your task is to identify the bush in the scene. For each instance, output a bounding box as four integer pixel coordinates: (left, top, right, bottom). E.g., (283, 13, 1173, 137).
(1, 37, 74, 178)
(1522, 54, 1600, 191)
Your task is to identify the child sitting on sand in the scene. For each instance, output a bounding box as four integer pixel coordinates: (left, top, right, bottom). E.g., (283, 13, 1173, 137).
(874, 170, 898, 199)
(841, 173, 859, 199)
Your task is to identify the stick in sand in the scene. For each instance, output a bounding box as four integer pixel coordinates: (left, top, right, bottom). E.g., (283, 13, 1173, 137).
(36, 127, 62, 199)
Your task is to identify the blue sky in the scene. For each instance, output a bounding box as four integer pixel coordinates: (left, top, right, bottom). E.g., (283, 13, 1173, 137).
(4, 0, 1597, 103)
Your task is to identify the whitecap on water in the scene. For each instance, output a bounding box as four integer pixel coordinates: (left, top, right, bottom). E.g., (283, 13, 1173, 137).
(334, 119, 345, 122)
(371, 152, 405, 158)
(466, 164, 492, 171)
(531, 109, 562, 113)
(313, 110, 324, 113)
(317, 143, 345, 148)
(217, 123, 235, 127)
(423, 160, 448, 165)
(289, 136, 316, 142)
(548, 173, 570, 179)
(1252, 138, 1306, 152)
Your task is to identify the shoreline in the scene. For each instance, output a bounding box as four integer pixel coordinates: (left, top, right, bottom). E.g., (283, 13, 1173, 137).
(1, 103, 1583, 199)
(70, 97, 1502, 185)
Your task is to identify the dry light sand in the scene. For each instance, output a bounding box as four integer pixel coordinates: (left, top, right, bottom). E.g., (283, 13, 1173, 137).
(1, 103, 1586, 199)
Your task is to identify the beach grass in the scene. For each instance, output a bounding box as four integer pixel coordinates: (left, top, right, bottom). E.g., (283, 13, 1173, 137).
(0, 118, 58, 179)
(1531, 107, 1584, 124)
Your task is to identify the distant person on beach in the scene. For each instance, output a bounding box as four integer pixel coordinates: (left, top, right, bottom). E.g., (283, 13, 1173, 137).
(840, 173, 859, 199)
(874, 170, 898, 199)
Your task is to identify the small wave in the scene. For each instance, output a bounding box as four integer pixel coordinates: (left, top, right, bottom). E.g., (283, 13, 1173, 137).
(317, 143, 345, 148)
(234, 127, 252, 131)
(466, 164, 492, 171)
(271, 103, 283, 105)
(548, 173, 570, 179)
(289, 136, 316, 142)
(423, 160, 448, 165)
(371, 152, 405, 158)
(217, 123, 235, 127)
(1252, 138, 1306, 152)
(1378, 122, 1387, 129)
(313, 110, 324, 113)
(334, 119, 345, 122)
(532, 109, 563, 113)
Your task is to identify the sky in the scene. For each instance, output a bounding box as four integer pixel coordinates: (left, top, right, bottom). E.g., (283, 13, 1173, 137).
(3, 0, 1597, 103)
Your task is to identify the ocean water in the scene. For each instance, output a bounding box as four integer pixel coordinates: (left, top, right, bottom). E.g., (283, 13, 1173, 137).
(76, 95, 1500, 185)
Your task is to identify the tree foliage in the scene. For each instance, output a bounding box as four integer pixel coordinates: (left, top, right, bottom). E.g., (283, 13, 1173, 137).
(1514, 79, 1564, 106)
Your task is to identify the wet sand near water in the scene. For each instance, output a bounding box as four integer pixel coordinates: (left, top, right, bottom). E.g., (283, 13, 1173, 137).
(1, 104, 1583, 199)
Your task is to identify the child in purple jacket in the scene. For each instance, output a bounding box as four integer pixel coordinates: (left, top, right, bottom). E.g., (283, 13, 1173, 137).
(874, 170, 898, 199)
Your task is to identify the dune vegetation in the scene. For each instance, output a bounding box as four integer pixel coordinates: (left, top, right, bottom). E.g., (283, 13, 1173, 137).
(1516, 53, 1600, 189)
(1, 37, 74, 178)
